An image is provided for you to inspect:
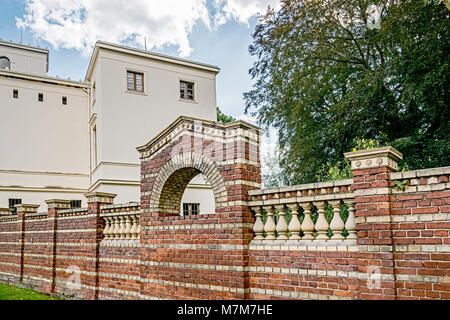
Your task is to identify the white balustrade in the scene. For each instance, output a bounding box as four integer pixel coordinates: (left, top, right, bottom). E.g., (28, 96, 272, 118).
(344, 199, 356, 239)
(274, 204, 288, 240)
(287, 203, 301, 240)
(329, 200, 345, 240)
(251, 199, 355, 242)
(263, 205, 276, 240)
(101, 213, 140, 242)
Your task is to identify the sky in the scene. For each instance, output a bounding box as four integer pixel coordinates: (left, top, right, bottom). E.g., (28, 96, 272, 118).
(0, 0, 280, 119)
(0, 0, 281, 178)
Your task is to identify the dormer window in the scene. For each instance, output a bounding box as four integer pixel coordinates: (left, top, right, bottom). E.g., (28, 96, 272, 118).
(0, 57, 10, 70)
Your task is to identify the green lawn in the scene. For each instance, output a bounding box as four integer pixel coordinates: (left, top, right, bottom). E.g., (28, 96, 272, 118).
(0, 283, 60, 300)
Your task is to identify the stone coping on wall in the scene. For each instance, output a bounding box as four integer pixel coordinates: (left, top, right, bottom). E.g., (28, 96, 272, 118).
(58, 207, 88, 215)
(248, 179, 353, 196)
(100, 202, 140, 210)
(24, 212, 48, 220)
(248, 179, 354, 206)
(390, 166, 450, 194)
(390, 166, 450, 180)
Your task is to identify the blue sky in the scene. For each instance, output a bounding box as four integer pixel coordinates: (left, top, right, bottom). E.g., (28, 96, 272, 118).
(0, 0, 280, 119)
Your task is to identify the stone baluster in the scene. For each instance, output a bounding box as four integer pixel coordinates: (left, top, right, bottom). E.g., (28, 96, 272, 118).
(136, 216, 141, 239)
(124, 215, 132, 239)
(300, 202, 314, 240)
(329, 200, 345, 240)
(112, 216, 121, 239)
(252, 207, 265, 240)
(118, 216, 126, 239)
(314, 201, 329, 240)
(103, 217, 112, 240)
(275, 204, 288, 240)
(344, 199, 356, 239)
(263, 206, 276, 240)
(130, 215, 138, 240)
(287, 203, 301, 240)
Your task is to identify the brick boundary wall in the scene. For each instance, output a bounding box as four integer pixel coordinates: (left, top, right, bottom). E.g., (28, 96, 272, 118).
(0, 116, 448, 300)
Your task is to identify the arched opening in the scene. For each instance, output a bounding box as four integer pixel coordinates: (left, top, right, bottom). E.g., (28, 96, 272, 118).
(180, 174, 215, 215)
(0, 57, 10, 70)
(158, 168, 215, 215)
(150, 152, 227, 216)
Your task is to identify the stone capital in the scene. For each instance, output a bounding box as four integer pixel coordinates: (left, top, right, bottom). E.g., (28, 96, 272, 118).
(84, 192, 117, 204)
(45, 199, 71, 209)
(0, 208, 14, 216)
(344, 146, 403, 171)
(15, 204, 40, 213)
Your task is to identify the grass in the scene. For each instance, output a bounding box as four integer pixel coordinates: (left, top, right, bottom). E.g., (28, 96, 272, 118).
(0, 283, 61, 300)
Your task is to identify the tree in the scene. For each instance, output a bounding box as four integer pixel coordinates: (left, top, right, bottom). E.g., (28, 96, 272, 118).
(244, 0, 449, 184)
(216, 107, 235, 123)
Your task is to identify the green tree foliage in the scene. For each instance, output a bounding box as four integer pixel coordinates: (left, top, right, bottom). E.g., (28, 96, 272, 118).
(216, 107, 235, 123)
(244, 0, 449, 184)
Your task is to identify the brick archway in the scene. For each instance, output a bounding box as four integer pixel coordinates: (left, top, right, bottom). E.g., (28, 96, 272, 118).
(150, 152, 226, 215)
(136, 116, 263, 299)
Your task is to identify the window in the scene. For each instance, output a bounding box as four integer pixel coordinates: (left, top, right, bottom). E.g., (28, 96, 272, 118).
(62, 96, 67, 105)
(13, 89, 18, 99)
(70, 200, 81, 208)
(127, 71, 144, 92)
(38, 93, 43, 102)
(8, 198, 22, 214)
(0, 57, 10, 70)
(180, 81, 194, 100)
(183, 203, 199, 216)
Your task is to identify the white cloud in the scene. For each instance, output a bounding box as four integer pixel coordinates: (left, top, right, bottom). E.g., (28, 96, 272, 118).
(16, 0, 280, 57)
(214, 0, 280, 26)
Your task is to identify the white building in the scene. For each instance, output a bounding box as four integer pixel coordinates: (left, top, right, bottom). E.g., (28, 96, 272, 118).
(0, 39, 218, 214)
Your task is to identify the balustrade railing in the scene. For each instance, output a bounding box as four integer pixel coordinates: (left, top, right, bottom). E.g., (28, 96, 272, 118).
(100, 202, 141, 242)
(249, 180, 355, 241)
(101, 213, 140, 241)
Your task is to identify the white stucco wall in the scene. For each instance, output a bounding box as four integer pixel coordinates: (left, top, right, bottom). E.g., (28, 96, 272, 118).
(0, 75, 89, 209)
(0, 41, 48, 75)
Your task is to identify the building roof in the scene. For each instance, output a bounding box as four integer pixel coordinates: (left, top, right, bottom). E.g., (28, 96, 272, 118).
(0, 39, 50, 73)
(0, 39, 49, 54)
(0, 69, 89, 89)
(85, 41, 220, 81)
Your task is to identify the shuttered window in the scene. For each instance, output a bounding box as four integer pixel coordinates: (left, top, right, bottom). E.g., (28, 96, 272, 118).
(127, 71, 144, 92)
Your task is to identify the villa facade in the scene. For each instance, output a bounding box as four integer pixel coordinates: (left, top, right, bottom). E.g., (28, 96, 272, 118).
(0, 39, 218, 213)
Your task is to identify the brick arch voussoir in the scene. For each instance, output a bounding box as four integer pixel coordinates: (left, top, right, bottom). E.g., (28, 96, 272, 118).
(149, 152, 228, 214)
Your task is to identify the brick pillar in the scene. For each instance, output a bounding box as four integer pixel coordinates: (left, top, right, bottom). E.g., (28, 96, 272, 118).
(84, 192, 116, 300)
(345, 146, 403, 300)
(15, 204, 39, 283)
(44, 199, 71, 295)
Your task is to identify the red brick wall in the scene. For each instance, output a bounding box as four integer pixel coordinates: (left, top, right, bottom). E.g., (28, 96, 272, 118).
(0, 119, 449, 300)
